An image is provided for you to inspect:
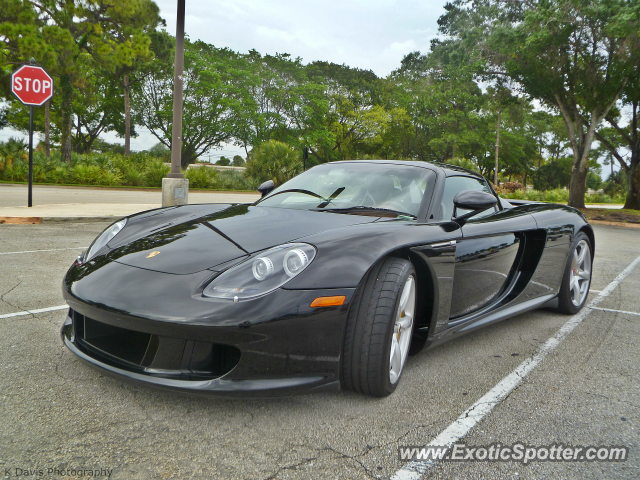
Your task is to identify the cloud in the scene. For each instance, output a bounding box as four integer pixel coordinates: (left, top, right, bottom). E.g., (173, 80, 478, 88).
(154, 0, 446, 77)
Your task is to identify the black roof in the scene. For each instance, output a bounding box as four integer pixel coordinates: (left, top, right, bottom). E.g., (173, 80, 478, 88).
(329, 160, 484, 178)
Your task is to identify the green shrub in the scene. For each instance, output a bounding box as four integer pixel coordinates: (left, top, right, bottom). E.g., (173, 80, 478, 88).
(51, 165, 71, 184)
(144, 159, 170, 187)
(33, 164, 48, 183)
(186, 166, 217, 188)
(212, 170, 259, 191)
(505, 189, 526, 200)
(122, 168, 144, 186)
(100, 170, 123, 186)
(585, 193, 613, 204)
(5, 160, 28, 181)
(73, 164, 103, 185)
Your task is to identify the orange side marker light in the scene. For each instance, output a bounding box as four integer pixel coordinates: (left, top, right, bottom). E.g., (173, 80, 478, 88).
(310, 296, 346, 308)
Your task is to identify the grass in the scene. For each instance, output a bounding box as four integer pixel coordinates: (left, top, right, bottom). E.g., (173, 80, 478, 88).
(581, 208, 640, 224)
(502, 188, 626, 205)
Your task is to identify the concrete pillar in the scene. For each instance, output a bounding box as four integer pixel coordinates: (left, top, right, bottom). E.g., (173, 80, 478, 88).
(162, 178, 189, 207)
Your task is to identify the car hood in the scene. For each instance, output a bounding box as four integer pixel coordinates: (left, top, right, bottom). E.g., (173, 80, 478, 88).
(107, 204, 378, 274)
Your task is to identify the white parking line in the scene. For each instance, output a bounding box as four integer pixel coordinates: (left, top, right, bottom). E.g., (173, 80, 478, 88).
(392, 253, 640, 480)
(589, 306, 640, 317)
(0, 247, 87, 255)
(0, 305, 68, 319)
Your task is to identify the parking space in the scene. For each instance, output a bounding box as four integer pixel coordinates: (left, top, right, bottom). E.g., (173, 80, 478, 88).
(0, 223, 638, 479)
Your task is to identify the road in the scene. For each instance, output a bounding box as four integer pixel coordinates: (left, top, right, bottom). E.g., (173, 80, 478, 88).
(0, 223, 638, 479)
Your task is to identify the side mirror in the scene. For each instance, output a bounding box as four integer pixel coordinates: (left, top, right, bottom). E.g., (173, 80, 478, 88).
(452, 190, 497, 222)
(257, 180, 275, 198)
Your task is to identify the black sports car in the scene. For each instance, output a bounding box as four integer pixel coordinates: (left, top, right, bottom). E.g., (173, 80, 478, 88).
(61, 161, 594, 397)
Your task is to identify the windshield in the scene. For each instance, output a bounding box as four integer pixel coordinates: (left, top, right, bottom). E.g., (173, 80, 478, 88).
(256, 163, 435, 218)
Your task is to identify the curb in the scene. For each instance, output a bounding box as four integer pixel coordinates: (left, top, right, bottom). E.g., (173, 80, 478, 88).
(0, 216, 42, 224)
(41, 216, 126, 223)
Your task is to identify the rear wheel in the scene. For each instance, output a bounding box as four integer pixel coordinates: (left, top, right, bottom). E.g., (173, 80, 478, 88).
(557, 232, 592, 314)
(341, 257, 416, 397)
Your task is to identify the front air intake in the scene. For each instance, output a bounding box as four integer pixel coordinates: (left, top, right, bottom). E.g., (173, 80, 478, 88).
(72, 310, 240, 380)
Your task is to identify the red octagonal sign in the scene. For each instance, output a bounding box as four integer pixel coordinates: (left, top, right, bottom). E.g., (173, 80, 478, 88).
(11, 65, 54, 106)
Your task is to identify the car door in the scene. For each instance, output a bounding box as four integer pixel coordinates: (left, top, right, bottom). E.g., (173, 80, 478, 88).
(441, 176, 536, 319)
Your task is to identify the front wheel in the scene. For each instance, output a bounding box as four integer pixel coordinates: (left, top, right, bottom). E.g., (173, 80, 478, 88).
(341, 257, 417, 397)
(557, 232, 592, 314)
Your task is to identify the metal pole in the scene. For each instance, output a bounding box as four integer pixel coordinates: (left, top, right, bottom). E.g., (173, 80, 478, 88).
(28, 105, 34, 207)
(168, 0, 185, 178)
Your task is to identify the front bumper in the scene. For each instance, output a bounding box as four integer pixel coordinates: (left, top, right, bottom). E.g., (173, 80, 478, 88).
(62, 261, 355, 396)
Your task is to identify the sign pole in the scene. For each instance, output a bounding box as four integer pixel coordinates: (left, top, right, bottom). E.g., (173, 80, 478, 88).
(27, 57, 35, 207)
(28, 104, 34, 207)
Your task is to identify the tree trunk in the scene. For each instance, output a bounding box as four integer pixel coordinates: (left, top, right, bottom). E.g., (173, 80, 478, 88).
(558, 111, 595, 209)
(63, 114, 73, 164)
(568, 165, 588, 208)
(556, 94, 620, 209)
(624, 158, 640, 210)
(124, 72, 131, 157)
(494, 110, 501, 185)
(624, 102, 640, 209)
(60, 74, 73, 165)
(44, 101, 50, 158)
(181, 146, 195, 170)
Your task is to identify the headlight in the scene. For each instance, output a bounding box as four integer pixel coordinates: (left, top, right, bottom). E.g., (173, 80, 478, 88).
(84, 219, 127, 262)
(203, 243, 316, 301)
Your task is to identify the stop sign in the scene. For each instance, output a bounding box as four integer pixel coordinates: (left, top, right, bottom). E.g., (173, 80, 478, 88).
(11, 65, 54, 106)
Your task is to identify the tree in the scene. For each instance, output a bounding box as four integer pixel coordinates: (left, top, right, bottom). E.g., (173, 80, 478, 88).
(0, 0, 160, 163)
(88, 0, 162, 157)
(147, 141, 170, 160)
(137, 39, 246, 168)
(532, 157, 573, 191)
(437, 0, 640, 208)
(0, 0, 80, 163)
(232, 155, 244, 166)
(397, 56, 490, 166)
(303, 61, 394, 162)
(71, 65, 129, 153)
(595, 71, 640, 209)
(245, 140, 302, 185)
(234, 51, 305, 153)
(216, 156, 230, 166)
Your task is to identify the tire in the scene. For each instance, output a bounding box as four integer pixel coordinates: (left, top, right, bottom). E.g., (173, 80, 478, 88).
(556, 232, 592, 314)
(341, 257, 417, 397)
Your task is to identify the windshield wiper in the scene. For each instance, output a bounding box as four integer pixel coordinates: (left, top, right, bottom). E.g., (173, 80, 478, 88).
(258, 188, 329, 203)
(316, 187, 345, 209)
(310, 205, 416, 219)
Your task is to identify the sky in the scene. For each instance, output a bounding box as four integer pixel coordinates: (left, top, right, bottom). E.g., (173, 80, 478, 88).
(154, 0, 445, 78)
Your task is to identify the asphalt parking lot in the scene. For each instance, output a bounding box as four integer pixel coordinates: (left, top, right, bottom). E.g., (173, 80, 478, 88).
(0, 222, 638, 479)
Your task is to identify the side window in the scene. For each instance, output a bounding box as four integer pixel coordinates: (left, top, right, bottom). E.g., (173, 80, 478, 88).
(440, 176, 495, 220)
